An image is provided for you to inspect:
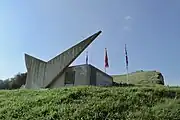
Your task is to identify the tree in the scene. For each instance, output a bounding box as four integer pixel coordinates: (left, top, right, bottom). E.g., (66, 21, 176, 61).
(0, 72, 27, 90)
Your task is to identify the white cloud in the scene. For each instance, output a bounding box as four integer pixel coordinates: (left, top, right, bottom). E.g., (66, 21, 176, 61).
(123, 26, 131, 31)
(123, 16, 133, 31)
(124, 16, 132, 20)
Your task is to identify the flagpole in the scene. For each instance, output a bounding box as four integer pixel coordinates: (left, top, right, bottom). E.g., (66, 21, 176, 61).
(126, 65, 129, 84)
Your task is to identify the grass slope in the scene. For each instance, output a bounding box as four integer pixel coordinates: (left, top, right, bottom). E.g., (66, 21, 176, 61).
(112, 71, 164, 85)
(0, 86, 180, 120)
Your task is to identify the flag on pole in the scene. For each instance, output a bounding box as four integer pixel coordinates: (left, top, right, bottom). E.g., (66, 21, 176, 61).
(86, 51, 88, 64)
(105, 48, 109, 68)
(125, 44, 129, 84)
(125, 44, 128, 68)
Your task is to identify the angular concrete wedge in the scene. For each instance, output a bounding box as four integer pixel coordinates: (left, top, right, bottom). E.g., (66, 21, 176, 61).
(25, 31, 102, 89)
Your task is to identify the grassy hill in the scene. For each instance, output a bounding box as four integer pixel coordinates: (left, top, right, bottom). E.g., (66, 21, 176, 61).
(112, 70, 165, 85)
(0, 86, 180, 120)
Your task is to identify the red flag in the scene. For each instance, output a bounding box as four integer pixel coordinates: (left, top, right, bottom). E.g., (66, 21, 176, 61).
(125, 44, 128, 68)
(105, 48, 109, 68)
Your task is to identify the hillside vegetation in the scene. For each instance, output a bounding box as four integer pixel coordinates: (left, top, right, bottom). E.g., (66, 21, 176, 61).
(112, 70, 165, 85)
(0, 86, 180, 120)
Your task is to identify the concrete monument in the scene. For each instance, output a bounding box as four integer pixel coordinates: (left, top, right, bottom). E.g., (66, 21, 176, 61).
(25, 31, 103, 89)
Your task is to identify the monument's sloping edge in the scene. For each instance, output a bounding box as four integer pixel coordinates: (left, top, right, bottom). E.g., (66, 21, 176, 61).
(45, 31, 102, 88)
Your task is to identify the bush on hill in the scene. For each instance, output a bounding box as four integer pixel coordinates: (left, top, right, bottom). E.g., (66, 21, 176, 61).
(0, 86, 179, 120)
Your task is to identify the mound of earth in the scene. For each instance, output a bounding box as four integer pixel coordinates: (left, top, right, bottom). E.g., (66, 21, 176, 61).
(112, 70, 165, 85)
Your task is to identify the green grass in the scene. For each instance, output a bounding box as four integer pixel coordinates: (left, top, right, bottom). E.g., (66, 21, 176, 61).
(112, 71, 165, 85)
(0, 86, 180, 120)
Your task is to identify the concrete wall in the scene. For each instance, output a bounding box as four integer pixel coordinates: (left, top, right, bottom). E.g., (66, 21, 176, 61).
(49, 64, 90, 88)
(88, 65, 113, 86)
(96, 71, 113, 86)
(25, 54, 46, 89)
(89, 64, 113, 86)
(65, 65, 90, 86)
(49, 73, 65, 88)
(45, 47, 79, 87)
(25, 57, 112, 88)
(89, 65, 97, 85)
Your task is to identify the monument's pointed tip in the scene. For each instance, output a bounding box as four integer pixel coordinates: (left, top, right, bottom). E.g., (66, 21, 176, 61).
(24, 53, 31, 58)
(97, 30, 102, 35)
(24, 53, 35, 60)
(98, 30, 102, 33)
(87, 30, 102, 42)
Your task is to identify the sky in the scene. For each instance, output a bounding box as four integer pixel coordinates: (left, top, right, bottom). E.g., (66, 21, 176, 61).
(0, 0, 180, 85)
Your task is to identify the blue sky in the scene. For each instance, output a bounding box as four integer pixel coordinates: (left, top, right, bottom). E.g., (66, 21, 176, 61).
(0, 0, 180, 85)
